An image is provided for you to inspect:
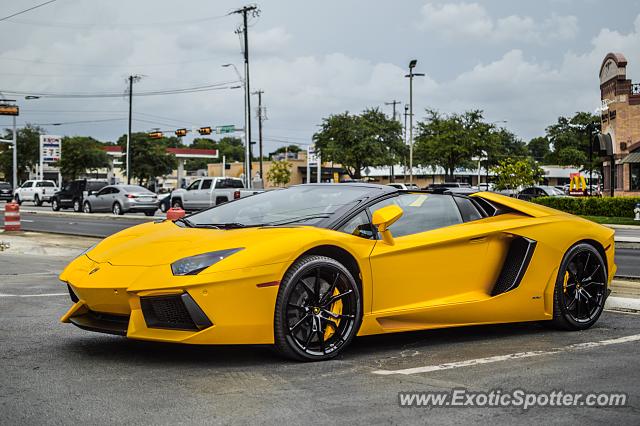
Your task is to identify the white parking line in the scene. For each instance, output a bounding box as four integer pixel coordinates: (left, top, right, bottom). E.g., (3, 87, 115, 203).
(0, 293, 66, 297)
(373, 334, 640, 376)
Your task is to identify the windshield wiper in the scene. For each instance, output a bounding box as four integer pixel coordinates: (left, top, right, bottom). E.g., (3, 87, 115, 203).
(175, 217, 194, 227)
(264, 214, 331, 226)
(194, 222, 249, 229)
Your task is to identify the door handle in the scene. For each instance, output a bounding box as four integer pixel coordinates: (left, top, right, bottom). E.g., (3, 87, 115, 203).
(469, 236, 487, 244)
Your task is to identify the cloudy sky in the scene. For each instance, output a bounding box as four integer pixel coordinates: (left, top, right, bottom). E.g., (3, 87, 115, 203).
(1, 0, 640, 154)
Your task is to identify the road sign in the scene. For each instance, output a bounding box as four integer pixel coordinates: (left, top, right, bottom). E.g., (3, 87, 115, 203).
(217, 125, 235, 134)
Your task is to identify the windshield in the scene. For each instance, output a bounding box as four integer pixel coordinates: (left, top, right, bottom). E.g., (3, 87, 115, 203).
(186, 185, 373, 227)
(543, 186, 564, 195)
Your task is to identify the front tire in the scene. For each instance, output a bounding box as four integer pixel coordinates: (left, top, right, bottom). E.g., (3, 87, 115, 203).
(274, 255, 362, 361)
(551, 243, 607, 330)
(14, 195, 22, 205)
(73, 198, 81, 212)
(112, 202, 123, 215)
(171, 198, 183, 209)
(51, 198, 60, 211)
(34, 194, 42, 206)
(83, 201, 92, 214)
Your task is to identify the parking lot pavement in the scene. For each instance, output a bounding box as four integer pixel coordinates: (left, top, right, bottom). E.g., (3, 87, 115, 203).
(1, 252, 639, 424)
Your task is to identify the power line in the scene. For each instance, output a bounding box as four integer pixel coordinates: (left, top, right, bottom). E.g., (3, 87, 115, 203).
(1, 56, 238, 68)
(4, 12, 230, 29)
(0, 81, 239, 99)
(0, 0, 57, 23)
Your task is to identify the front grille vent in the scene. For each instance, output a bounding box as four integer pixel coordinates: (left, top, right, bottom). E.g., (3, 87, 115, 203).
(140, 293, 212, 331)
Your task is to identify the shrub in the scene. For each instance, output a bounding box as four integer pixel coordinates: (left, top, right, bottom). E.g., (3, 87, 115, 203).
(533, 196, 640, 218)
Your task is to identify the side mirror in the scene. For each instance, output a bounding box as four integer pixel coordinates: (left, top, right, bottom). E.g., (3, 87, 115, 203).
(89, 191, 96, 196)
(371, 204, 403, 245)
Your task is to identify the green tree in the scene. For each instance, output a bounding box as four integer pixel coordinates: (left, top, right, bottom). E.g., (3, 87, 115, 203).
(527, 136, 551, 162)
(266, 160, 292, 187)
(414, 109, 491, 180)
(185, 138, 216, 171)
(544, 112, 600, 170)
(0, 124, 42, 184)
(313, 108, 404, 179)
(492, 158, 544, 191)
(117, 132, 177, 185)
(56, 136, 110, 180)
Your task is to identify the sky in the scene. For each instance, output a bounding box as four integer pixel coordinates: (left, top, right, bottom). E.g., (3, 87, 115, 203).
(1, 0, 640, 154)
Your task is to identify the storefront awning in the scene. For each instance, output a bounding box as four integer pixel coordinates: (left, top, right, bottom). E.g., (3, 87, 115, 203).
(620, 152, 640, 163)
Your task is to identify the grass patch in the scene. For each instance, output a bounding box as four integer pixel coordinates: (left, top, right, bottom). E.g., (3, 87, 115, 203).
(580, 215, 640, 226)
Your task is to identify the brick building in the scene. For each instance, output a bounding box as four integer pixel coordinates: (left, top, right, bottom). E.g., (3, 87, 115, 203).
(599, 52, 640, 195)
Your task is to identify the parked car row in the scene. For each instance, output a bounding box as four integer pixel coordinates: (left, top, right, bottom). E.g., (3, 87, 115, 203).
(387, 182, 571, 201)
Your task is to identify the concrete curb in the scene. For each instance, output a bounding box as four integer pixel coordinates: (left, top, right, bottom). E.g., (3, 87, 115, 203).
(606, 296, 640, 312)
(605, 223, 640, 229)
(18, 208, 164, 221)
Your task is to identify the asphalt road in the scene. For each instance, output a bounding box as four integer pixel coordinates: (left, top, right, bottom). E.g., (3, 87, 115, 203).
(1, 252, 639, 424)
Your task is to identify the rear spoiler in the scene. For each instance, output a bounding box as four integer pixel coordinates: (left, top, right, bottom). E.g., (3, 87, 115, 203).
(470, 191, 567, 218)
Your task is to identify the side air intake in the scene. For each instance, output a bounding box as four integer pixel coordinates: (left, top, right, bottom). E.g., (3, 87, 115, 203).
(491, 236, 537, 296)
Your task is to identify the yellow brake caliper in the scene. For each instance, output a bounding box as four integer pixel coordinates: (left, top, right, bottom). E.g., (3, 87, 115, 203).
(563, 271, 569, 294)
(323, 288, 343, 341)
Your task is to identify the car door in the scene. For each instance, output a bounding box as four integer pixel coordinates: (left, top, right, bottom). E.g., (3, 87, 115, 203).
(195, 178, 213, 209)
(368, 194, 502, 321)
(182, 180, 201, 210)
(21, 181, 34, 201)
(92, 187, 112, 211)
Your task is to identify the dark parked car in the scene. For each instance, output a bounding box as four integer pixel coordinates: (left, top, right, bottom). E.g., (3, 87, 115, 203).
(0, 181, 12, 201)
(516, 185, 567, 201)
(51, 179, 109, 212)
(425, 182, 472, 194)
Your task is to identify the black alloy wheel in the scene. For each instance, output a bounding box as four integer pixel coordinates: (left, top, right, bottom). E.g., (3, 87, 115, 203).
(552, 243, 607, 330)
(274, 255, 361, 361)
(51, 198, 60, 211)
(73, 199, 81, 212)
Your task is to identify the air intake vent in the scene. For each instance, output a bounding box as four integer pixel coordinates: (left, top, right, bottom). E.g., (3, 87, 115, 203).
(140, 293, 212, 331)
(491, 236, 537, 296)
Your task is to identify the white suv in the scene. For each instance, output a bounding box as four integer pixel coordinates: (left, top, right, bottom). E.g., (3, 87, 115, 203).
(14, 180, 59, 206)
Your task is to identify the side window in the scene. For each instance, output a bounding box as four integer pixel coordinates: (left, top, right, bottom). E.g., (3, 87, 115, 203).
(96, 187, 111, 196)
(36, 182, 43, 188)
(453, 197, 484, 222)
(338, 211, 375, 239)
(22, 181, 33, 188)
(187, 180, 201, 191)
(201, 179, 212, 190)
(369, 194, 462, 238)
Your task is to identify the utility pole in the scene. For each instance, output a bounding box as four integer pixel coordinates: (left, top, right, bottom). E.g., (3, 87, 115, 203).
(252, 90, 265, 182)
(0, 97, 19, 190)
(385, 100, 401, 183)
(232, 4, 259, 189)
(126, 75, 142, 185)
(403, 104, 409, 183)
(405, 60, 424, 184)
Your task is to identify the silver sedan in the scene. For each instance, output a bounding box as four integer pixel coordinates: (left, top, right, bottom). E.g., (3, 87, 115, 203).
(83, 185, 158, 216)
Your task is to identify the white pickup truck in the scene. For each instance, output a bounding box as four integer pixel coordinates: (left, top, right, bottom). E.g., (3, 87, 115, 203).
(13, 180, 59, 206)
(170, 177, 261, 211)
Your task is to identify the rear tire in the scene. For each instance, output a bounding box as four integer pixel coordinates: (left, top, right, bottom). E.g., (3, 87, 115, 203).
(550, 243, 607, 331)
(51, 198, 60, 211)
(34, 194, 42, 206)
(274, 255, 362, 361)
(144, 210, 155, 217)
(171, 199, 183, 209)
(14, 195, 22, 205)
(73, 199, 81, 212)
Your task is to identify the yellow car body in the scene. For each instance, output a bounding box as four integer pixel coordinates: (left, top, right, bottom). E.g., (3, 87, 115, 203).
(59, 188, 616, 354)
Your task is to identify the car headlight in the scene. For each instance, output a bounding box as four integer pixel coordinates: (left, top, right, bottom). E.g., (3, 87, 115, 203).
(171, 248, 244, 276)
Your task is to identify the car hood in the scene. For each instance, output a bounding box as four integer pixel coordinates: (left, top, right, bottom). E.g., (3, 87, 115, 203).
(85, 219, 318, 269)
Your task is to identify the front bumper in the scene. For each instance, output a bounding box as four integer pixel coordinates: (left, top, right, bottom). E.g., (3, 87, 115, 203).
(59, 255, 286, 345)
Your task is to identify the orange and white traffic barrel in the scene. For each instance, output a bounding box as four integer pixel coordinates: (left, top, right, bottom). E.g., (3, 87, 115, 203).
(3, 200, 20, 231)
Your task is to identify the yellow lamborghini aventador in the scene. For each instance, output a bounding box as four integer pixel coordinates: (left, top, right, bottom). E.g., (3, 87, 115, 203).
(59, 184, 616, 361)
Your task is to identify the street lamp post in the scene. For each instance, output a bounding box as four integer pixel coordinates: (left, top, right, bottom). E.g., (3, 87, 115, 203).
(223, 63, 251, 188)
(405, 60, 424, 184)
(0, 94, 18, 190)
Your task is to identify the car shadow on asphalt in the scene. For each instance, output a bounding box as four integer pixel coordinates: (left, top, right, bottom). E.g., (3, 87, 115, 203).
(54, 321, 553, 366)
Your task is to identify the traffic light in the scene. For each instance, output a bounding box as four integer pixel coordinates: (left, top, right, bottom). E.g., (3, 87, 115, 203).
(198, 127, 212, 135)
(0, 104, 19, 116)
(175, 128, 188, 137)
(148, 131, 163, 139)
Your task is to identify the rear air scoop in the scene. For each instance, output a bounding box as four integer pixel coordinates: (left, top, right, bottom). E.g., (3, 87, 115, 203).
(471, 191, 565, 218)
